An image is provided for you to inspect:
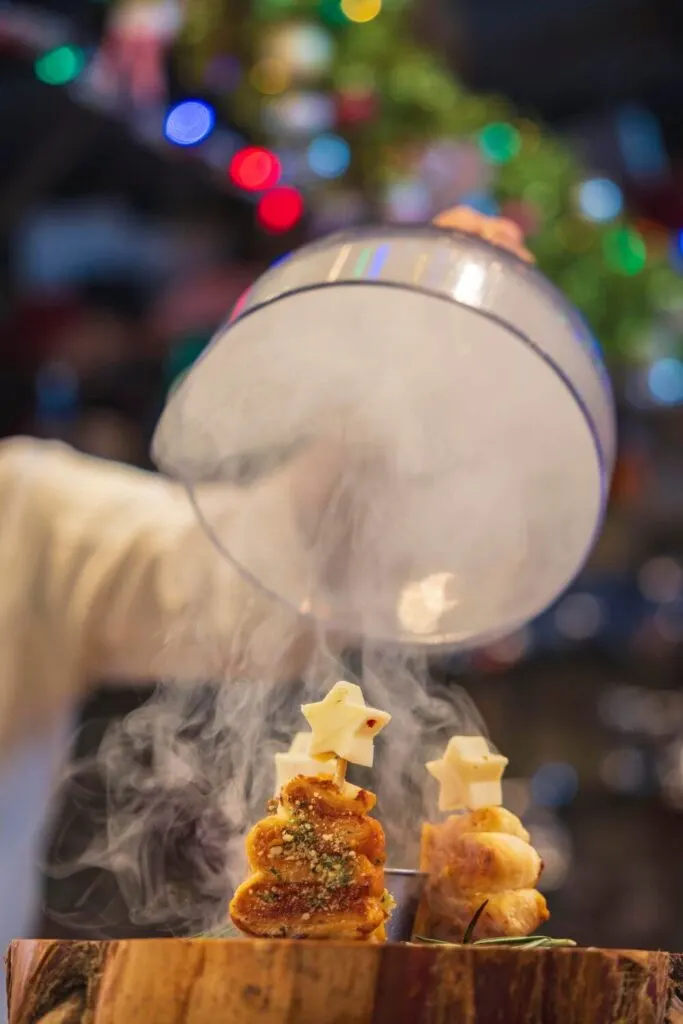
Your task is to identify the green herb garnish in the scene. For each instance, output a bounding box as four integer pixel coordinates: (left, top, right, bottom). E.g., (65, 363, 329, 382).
(415, 935, 577, 949)
(462, 899, 489, 944)
(415, 899, 576, 950)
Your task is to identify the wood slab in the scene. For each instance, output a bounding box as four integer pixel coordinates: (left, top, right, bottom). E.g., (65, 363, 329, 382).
(6, 938, 683, 1024)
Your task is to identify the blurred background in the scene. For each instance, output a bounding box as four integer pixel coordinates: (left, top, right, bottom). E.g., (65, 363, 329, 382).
(2, 0, 683, 951)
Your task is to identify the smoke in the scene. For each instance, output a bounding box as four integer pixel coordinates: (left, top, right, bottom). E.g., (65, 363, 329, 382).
(44, 644, 487, 936)
(43, 443, 492, 938)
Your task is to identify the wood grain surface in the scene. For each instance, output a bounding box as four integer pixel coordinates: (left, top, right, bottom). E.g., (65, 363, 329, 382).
(7, 938, 683, 1024)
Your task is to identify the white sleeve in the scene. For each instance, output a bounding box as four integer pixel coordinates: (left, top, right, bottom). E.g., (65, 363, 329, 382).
(0, 438, 312, 757)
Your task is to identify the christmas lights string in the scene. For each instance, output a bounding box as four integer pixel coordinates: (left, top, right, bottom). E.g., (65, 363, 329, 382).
(8, 0, 683, 352)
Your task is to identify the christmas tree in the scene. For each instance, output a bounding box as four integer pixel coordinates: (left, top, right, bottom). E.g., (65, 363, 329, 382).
(160, 0, 683, 363)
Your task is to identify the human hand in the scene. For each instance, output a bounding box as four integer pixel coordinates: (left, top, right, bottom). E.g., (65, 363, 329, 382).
(433, 206, 535, 264)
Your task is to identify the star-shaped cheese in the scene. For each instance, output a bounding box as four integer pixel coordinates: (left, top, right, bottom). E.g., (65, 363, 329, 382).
(273, 732, 339, 796)
(426, 735, 508, 812)
(301, 681, 391, 767)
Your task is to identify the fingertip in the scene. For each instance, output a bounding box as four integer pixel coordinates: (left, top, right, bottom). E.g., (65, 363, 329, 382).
(433, 207, 479, 229)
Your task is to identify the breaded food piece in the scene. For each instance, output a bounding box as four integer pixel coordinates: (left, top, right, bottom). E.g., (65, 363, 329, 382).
(230, 775, 392, 941)
(417, 808, 549, 941)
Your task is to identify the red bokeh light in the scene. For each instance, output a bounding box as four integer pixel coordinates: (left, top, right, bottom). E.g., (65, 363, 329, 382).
(257, 187, 305, 233)
(228, 287, 252, 324)
(229, 147, 281, 191)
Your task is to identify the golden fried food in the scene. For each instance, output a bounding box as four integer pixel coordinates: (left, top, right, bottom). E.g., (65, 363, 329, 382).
(416, 887, 548, 940)
(230, 775, 392, 941)
(416, 807, 549, 941)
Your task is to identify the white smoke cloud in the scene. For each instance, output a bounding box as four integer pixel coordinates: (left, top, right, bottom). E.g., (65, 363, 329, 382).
(44, 639, 488, 935)
(43, 446, 492, 936)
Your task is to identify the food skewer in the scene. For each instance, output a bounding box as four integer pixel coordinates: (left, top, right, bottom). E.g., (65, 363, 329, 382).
(273, 731, 338, 795)
(230, 680, 392, 941)
(334, 757, 348, 790)
(418, 734, 549, 942)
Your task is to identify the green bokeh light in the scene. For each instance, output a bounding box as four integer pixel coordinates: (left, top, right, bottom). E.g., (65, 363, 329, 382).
(165, 335, 212, 392)
(478, 122, 521, 164)
(35, 46, 85, 86)
(318, 0, 351, 25)
(602, 228, 648, 276)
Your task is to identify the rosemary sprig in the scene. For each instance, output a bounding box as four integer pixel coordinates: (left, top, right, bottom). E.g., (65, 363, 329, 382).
(415, 898, 576, 950)
(472, 936, 576, 949)
(415, 935, 577, 949)
(462, 899, 489, 944)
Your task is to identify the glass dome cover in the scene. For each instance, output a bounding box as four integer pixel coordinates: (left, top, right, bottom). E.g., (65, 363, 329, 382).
(152, 225, 616, 648)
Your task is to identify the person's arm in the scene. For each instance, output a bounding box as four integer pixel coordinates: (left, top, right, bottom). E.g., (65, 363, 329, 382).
(0, 437, 318, 756)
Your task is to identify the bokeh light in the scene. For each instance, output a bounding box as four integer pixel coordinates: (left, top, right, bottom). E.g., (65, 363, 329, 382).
(459, 193, 499, 217)
(602, 227, 647, 275)
(265, 23, 334, 76)
(384, 181, 432, 223)
(228, 288, 252, 324)
(257, 186, 305, 232)
(270, 252, 292, 269)
(307, 134, 351, 178)
(229, 147, 282, 191)
(164, 100, 216, 147)
(485, 627, 532, 665)
(616, 104, 668, 180)
(647, 357, 683, 406)
(318, 0, 353, 26)
(555, 593, 604, 640)
(600, 747, 646, 793)
(527, 819, 572, 892)
(531, 762, 578, 808)
(263, 92, 337, 135)
(250, 58, 290, 95)
(638, 557, 683, 603)
(577, 178, 623, 222)
(340, 0, 382, 22)
(35, 46, 85, 86)
(35, 362, 79, 418)
(478, 122, 521, 164)
(672, 230, 683, 272)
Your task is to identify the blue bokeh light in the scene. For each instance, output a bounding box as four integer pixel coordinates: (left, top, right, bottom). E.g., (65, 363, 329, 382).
(270, 252, 292, 270)
(672, 229, 683, 271)
(616, 105, 668, 180)
(459, 193, 500, 217)
(531, 762, 579, 808)
(164, 100, 216, 147)
(648, 358, 683, 406)
(35, 362, 80, 419)
(307, 133, 351, 179)
(577, 178, 623, 222)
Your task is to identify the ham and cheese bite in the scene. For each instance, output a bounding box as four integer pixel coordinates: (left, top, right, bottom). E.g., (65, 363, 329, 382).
(230, 775, 392, 940)
(230, 681, 393, 941)
(418, 739, 549, 941)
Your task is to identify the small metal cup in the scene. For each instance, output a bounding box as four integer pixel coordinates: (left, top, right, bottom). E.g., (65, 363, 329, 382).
(384, 869, 428, 943)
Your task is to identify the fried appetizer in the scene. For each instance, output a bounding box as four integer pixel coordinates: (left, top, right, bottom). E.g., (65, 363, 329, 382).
(230, 775, 393, 941)
(416, 806, 549, 941)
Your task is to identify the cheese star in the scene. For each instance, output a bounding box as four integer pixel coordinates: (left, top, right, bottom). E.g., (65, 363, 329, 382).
(273, 732, 338, 796)
(426, 735, 508, 812)
(301, 681, 391, 767)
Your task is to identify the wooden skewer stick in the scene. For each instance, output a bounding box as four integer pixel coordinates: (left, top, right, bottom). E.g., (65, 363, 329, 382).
(334, 758, 348, 790)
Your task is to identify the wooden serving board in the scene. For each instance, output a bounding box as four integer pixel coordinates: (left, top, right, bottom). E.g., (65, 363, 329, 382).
(6, 938, 683, 1024)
